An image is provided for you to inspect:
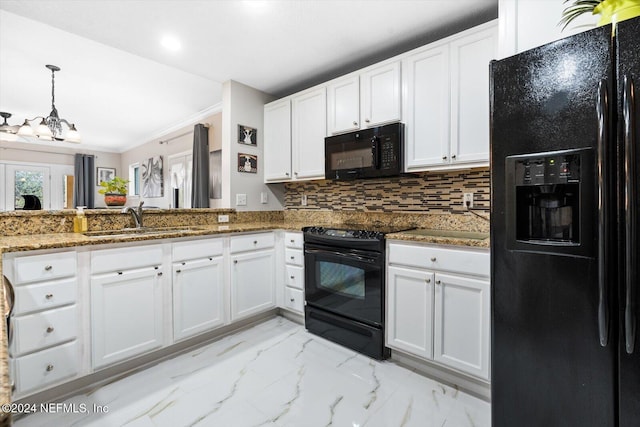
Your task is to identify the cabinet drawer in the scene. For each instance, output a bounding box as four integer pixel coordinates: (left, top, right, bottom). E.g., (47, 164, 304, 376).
(388, 243, 489, 277)
(12, 251, 76, 285)
(14, 279, 76, 315)
(12, 305, 77, 356)
(91, 244, 163, 274)
(284, 232, 303, 249)
(284, 287, 304, 313)
(173, 238, 223, 262)
(285, 248, 304, 266)
(14, 341, 79, 394)
(285, 265, 304, 290)
(230, 232, 275, 254)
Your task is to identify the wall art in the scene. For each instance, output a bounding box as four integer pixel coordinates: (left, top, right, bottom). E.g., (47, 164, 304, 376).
(238, 124, 257, 146)
(141, 155, 164, 197)
(96, 167, 116, 185)
(238, 153, 257, 174)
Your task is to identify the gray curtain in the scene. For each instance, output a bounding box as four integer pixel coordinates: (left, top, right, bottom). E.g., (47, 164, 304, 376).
(191, 124, 210, 208)
(74, 154, 95, 208)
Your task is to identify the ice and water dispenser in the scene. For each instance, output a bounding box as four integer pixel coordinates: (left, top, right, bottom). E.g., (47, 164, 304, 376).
(505, 148, 594, 257)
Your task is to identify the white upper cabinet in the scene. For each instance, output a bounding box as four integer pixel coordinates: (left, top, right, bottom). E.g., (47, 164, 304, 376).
(404, 44, 450, 169)
(327, 62, 401, 135)
(450, 24, 497, 165)
(404, 21, 497, 171)
(498, 0, 597, 58)
(291, 87, 327, 180)
(263, 99, 292, 182)
(327, 75, 360, 134)
(360, 61, 402, 128)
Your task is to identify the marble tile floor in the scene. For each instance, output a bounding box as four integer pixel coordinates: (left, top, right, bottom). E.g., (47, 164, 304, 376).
(15, 317, 490, 427)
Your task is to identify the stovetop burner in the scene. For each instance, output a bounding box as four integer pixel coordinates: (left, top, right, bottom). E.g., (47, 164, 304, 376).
(303, 224, 414, 241)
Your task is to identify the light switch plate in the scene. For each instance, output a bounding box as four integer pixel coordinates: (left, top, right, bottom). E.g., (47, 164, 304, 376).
(301, 194, 308, 206)
(236, 194, 247, 206)
(218, 215, 229, 223)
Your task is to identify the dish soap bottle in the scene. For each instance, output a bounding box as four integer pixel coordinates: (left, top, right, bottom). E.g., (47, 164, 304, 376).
(73, 206, 88, 233)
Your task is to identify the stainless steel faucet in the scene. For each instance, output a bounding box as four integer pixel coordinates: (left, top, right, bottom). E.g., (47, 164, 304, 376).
(122, 201, 144, 228)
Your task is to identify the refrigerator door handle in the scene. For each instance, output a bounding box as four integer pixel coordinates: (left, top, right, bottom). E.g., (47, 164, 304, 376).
(597, 79, 610, 347)
(623, 75, 636, 354)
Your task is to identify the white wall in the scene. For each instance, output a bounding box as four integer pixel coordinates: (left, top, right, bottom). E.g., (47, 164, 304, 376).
(222, 80, 284, 211)
(119, 112, 222, 209)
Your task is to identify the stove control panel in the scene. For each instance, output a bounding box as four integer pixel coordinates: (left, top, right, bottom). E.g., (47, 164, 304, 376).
(303, 227, 384, 240)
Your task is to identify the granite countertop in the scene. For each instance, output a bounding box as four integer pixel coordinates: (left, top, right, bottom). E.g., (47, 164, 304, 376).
(386, 229, 490, 248)
(0, 220, 488, 420)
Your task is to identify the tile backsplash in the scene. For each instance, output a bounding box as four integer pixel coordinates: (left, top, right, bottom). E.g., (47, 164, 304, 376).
(284, 167, 490, 213)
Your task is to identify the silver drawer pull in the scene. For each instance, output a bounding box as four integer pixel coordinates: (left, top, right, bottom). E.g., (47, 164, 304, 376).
(234, 260, 238, 264)
(290, 256, 295, 260)
(176, 270, 181, 274)
(44, 265, 53, 271)
(45, 294, 54, 300)
(253, 240, 258, 244)
(435, 280, 441, 285)
(46, 326, 54, 333)
(426, 278, 431, 284)
(290, 276, 295, 279)
(290, 298, 295, 302)
(290, 239, 295, 243)
(430, 257, 436, 262)
(46, 364, 54, 372)
(365, 118, 370, 123)
(157, 272, 163, 277)
(353, 121, 358, 126)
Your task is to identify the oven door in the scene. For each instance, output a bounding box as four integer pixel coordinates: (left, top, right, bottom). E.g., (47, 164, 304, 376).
(304, 243, 383, 326)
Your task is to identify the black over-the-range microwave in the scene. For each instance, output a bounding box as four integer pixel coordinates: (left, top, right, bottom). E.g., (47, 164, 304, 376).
(325, 122, 404, 180)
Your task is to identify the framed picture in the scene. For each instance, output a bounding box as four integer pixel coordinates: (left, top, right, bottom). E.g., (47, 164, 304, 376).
(237, 124, 257, 146)
(238, 153, 257, 173)
(141, 156, 164, 198)
(97, 167, 116, 185)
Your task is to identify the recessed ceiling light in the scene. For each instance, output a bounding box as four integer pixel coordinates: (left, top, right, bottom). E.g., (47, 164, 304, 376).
(161, 35, 181, 52)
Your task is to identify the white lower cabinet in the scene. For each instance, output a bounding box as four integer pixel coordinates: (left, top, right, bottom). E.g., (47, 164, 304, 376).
(91, 266, 164, 369)
(280, 231, 305, 314)
(172, 256, 225, 341)
(230, 233, 276, 321)
(433, 273, 490, 379)
(386, 241, 490, 381)
(386, 266, 435, 360)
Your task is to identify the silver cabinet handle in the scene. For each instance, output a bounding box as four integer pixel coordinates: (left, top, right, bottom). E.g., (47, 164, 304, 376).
(442, 156, 447, 160)
(290, 239, 295, 243)
(430, 257, 436, 262)
(426, 278, 431, 284)
(294, 172, 298, 176)
(285, 172, 290, 176)
(46, 326, 54, 333)
(234, 260, 238, 264)
(353, 121, 358, 126)
(253, 241, 258, 244)
(46, 364, 54, 372)
(597, 79, 610, 348)
(117, 271, 123, 275)
(176, 269, 181, 273)
(451, 154, 457, 159)
(365, 118, 370, 123)
(290, 298, 295, 302)
(45, 293, 54, 300)
(44, 265, 53, 271)
(290, 256, 295, 260)
(157, 272, 163, 277)
(290, 276, 295, 279)
(435, 280, 441, 285)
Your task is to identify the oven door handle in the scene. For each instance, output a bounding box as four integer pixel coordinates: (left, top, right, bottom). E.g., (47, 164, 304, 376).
(305, 248, 379, 264)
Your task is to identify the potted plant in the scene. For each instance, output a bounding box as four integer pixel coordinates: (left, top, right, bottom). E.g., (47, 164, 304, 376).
(560, 0, 640, 30)
(98, 176, 129, 206)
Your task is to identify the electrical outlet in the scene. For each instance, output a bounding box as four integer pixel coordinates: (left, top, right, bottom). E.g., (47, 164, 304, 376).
(236, 193, 247, 206)
(463, 193, 474, 209)
(260, 192, 268, 204)
(301, 194, 308, 206)
(217, 214, 229, 223)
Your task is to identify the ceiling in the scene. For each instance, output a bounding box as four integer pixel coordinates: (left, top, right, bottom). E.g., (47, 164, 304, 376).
(0, 0, 497, 153)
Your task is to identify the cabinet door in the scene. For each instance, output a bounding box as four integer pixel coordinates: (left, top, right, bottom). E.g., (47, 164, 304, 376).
(173, 257, 224, 341)
(403, 44, 450, 170)
(291, 87, 326, 180)
(264, 99, 292, 182)
(230, 249, 276, 321)
(450, 25, 497, 165)
(386, 266, 435, 360)
(433, 273, 490, 380)
(91, 267, 164, 369)
(327, 75, 360, 134)
(360, 61, 401, 128)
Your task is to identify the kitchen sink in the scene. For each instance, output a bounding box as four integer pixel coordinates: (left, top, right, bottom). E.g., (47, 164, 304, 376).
(83, 226, 206, 237)
(401, 229, 490, 240)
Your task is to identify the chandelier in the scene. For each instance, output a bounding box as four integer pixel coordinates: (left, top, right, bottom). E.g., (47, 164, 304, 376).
(0, 64, 81, 143)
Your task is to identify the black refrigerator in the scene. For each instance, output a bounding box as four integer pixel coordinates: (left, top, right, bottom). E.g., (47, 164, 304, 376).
(490, 17, 639, 427)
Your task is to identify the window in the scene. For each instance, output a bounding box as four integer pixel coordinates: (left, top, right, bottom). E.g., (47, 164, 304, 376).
(3, 164, 51, 210)
(129, 163, 140, 196)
